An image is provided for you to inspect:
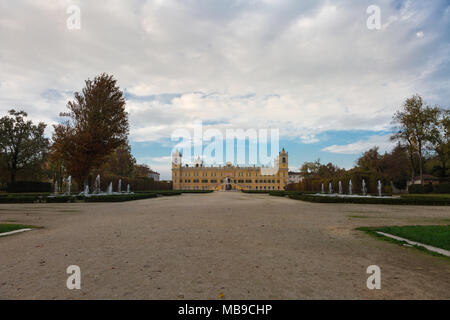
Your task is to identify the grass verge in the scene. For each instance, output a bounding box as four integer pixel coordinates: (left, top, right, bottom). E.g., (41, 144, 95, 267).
(357, 225, 450, 258)
(0, 224, 35, 234)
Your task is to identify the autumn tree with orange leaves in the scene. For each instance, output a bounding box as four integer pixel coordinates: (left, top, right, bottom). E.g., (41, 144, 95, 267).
(51, 73, 129, 189)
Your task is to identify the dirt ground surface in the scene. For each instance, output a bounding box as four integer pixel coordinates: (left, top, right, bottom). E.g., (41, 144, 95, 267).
(0, 192, 449, 300)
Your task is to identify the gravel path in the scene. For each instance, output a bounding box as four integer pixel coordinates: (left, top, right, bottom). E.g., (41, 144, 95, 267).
(0, 192, 449, 299)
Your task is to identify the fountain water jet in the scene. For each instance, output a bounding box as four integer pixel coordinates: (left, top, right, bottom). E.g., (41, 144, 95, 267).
(377, 180, 382, 197)
(362, 179, 367, 196)
(127, 184, 130, 193)
(94, 174, 101, 194)
(329, 182, 333, 194)
(107, 182, 113, 195)
(118, 179, 122, 193)
(321, 183, 324, 194)
(338, 181, 342, 194)
(84, 185, 89, 196)
(349, 180, 352, 195)
(67, 176, 71, 195)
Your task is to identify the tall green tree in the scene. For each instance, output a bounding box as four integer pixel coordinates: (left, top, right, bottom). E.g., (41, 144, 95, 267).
(357, 147, 383, 174)
(428, 108, 449, 177)
(51, 73, 129, 188)
(391, 94, 440, 186)
(0, 110, 48, 183)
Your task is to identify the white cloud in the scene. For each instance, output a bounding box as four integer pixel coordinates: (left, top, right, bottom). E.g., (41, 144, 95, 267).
(322, 134, 396, 155)
(0, 0, 448, 143)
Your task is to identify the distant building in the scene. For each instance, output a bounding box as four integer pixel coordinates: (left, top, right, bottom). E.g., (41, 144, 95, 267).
(171, 149, 290, 191)
(411, 174, 441, 185)
(149, 170, 160, 181)
(288, 171, 303, 184)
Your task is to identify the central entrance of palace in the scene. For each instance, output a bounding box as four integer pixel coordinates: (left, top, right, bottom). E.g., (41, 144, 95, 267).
(225, 178, 232, 190)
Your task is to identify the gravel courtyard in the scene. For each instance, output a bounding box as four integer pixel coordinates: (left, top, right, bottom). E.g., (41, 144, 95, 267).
(0, 192, 449, 299)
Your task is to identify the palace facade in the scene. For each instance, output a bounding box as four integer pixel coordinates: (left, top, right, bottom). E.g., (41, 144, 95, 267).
(171, 149, 289, 191)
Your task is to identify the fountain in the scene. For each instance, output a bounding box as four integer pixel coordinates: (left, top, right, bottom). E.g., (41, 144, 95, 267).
(54, 181, 58, 194)
(127, 184, 130, 193)
(67, 176, 72, 195)
(118, 179, 122, 193)
(84, 184, 89, 196)
(377, 180, 382, 197)
(312, 178, 393, 199)
(107, 182, 113, 195)
(321, 183, 325, 194)
(94, 174, 101, 194)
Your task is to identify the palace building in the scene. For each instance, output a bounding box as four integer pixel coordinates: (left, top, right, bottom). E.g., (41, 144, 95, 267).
(171, 149, 289, 191)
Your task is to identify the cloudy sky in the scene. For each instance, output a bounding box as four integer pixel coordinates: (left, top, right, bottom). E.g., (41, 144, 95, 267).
(1, 0, 449, 179)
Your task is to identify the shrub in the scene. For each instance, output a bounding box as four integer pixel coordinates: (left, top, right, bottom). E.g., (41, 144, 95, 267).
(177, 190, 214, 194)
(409, 183, 450, 194)
(432, 183, 450, 194)
(241, 190, 272, 194)
(7, 181, 52, 193)
(45, 196, 75, 203)
(0, 195, 38, 203)
(84, 193, 157, 202)
(288, 194, 450, 206)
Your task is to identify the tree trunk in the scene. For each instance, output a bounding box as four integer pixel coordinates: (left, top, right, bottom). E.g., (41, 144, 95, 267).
(408, 150, 415, 185)
(10, 170, 16, 184)
(418, 144, 424, 187)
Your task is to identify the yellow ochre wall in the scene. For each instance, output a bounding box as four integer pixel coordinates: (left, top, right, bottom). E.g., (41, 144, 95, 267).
(172, 150, 289, 191)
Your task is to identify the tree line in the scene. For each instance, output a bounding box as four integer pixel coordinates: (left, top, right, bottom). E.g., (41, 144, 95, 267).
(292, 95, 449, 193)
(0, 73, 447, 193)
(0, 73, 170, 192)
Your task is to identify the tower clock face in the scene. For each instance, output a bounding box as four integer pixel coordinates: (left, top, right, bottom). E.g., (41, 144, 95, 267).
(173, 157, 179, 164)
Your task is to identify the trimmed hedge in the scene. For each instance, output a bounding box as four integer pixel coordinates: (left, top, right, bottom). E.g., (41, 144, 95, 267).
(7, 181, 52, 193)
(287, 194, 450, 206)
(46, 196, 76, 203)
(409, 183, 450, 194)
(0, 195, 39, 203)
(84, 193, 158, 202)
(176, 190, 214, 194)
(0, 192, 177, 204)
(241, 190, 272, 194)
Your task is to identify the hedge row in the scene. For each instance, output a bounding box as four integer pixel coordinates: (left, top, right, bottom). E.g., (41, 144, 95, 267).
(7, 181, 52, 193)
(0, 192, 176, 204)
(287, 194, 450, 206)
(84, 193, 158, 202)
(409, 183, 450, 194)
(0, 196, 40, 203)
(241, 190, 272, 194)
(174, 190, 214, 194)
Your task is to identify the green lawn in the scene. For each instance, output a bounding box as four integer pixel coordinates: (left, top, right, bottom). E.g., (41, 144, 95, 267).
(401, 194, 450, 199)
(0, 224, 34, 234)
(358, 225, 450, 251)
